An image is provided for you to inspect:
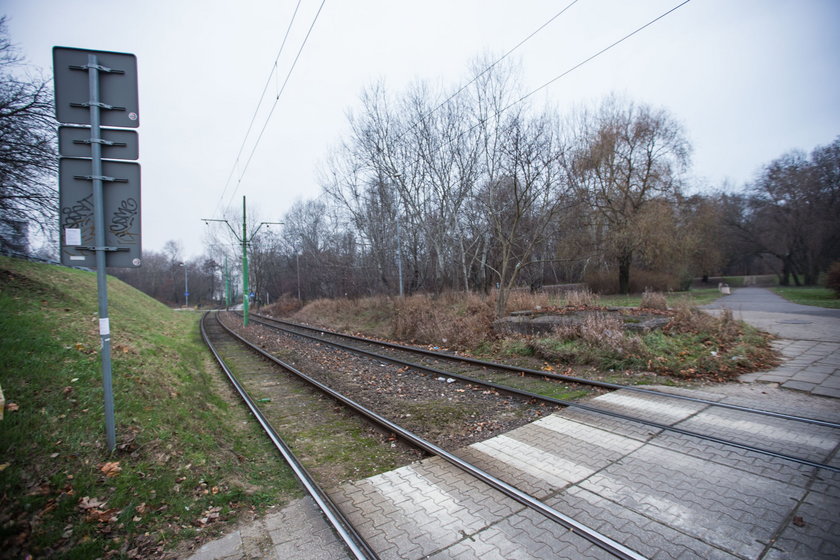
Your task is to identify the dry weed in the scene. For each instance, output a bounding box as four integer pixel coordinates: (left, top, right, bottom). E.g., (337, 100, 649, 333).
(394, 292, 494, 348)
(665, 302, 742, 343)
(564, 289, 600, 308)
(579, 312, 645, 355)
(666, 301, 716, 334)
(262, 296, 303, 317)
(504, 290, 552, 313)
(640, 289, 668, 311)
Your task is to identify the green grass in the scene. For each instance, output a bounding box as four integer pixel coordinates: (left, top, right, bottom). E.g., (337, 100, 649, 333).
(0, 257, 300, 558)
(772, 286, 840, 308)
(598, 288, 722, 308)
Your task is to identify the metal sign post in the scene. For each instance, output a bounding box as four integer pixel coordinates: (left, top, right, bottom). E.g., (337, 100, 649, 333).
(54, 47, 141, 452)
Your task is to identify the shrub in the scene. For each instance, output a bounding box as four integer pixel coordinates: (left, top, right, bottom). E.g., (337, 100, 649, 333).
(827, 262, 840, 298)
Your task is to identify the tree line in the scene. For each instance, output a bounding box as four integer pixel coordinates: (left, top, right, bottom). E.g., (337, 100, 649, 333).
(1, 31, 837, 312)
(109, 61, 839, 313)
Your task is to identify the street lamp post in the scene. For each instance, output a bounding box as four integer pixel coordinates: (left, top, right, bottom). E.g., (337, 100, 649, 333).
(391, 172, 404, 297)
(180, 262, 189, 308)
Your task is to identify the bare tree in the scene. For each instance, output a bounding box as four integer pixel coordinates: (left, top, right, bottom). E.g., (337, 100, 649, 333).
(0, 18, 57, 251)
(570, 97, 690, 293)
(735, 138, 840, 285)
(481, 113, 571, 316)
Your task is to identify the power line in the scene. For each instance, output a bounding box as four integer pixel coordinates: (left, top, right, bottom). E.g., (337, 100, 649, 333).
(507, 0, 692, 111)
(444, 0, 694, 153)
(224, 0, 327, 211)
(213, 0, 305, 217)
(401, 0, 582, 138)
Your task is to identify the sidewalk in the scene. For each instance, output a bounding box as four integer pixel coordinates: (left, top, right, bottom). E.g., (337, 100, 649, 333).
(702, 287, 840, 398)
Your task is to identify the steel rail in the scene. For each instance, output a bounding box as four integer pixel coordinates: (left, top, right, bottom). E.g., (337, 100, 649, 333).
(246, 313, 840, 474)
(216, 312, 647, 560)
(200, 312, 380, 560)
(254, 313, 840, 430)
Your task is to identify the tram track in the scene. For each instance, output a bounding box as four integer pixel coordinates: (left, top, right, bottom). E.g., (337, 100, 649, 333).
(201, 312, 382, 559)
(240, 311, 840, 474)
(203, 311, 648, 560)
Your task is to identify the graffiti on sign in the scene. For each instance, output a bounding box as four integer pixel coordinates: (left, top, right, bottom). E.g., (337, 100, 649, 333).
(61, 194, 95, 230)
(109, 198, 139, 242)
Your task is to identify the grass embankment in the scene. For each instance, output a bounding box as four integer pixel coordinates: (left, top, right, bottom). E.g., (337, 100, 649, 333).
(773, 286, 840, 309)
(0, 257, 299, 559)
(272, 287, 776, 384)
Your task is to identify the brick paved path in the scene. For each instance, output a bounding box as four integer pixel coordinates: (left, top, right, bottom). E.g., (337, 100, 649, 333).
(187, 384, 840, 560)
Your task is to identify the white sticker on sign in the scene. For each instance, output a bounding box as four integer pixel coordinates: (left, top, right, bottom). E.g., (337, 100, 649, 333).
(70, 256, 85, 261)
(99, 318, 110, 336)
(65, 228, 82, 246)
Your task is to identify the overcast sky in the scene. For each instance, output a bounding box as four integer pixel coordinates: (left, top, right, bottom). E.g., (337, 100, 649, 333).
(5, 0, 840, 259)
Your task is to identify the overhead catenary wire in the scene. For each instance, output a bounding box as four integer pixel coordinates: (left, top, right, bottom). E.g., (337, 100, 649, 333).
(223, 0, 327, 212)
(503, 0, 692, 114)
(216, 0, 578, 217)
(213, 0, 305, 218)
(382, 0, 691, 168)
(395, 0, 582, 144)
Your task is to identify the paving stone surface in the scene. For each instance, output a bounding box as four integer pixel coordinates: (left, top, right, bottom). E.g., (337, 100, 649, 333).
(702, 287, 840, 397)
(186, 382, 840, 560)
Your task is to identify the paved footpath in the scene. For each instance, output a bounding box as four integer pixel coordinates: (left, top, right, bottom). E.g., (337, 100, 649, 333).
(187, 392, 840, 559)
(702, 287, 840, 398)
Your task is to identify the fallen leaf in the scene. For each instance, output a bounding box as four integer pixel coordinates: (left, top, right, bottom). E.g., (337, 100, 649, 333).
(792, 516, 805, 527)
(79, 496, 107, 510)
(100, 461, 122, 477)
(86, 507, 119, 524)
(6, 402, 20, 412)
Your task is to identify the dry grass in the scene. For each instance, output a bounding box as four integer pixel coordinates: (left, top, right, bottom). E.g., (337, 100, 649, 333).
(570, 312, 645, 356)
(503, 289, 553, 313)
(640, 289, 668, 311)
(394, 292, 495, 348)
(262, 296, 304, 317)
(564, 288, 600, 308)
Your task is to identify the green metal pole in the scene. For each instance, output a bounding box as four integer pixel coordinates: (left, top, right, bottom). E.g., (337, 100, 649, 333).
(242, 195, 249, 326)
(224, 256, 230, 308)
